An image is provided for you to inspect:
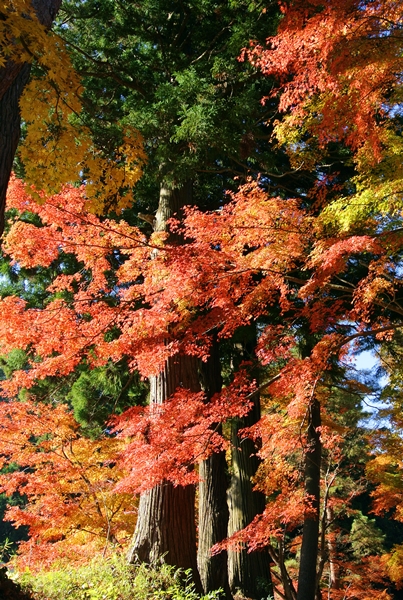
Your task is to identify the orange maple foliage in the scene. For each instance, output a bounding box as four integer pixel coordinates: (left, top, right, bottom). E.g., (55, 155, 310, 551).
(0, 399, 136, 570)
(1, 176, 309, 388)
(245, 0, 403, 164)
(1, 174, 397, 595)
(2, 2, 403, 594)
(367, 404, 403, 590)
(0, 176, 315, 488)
(1, 174, 400, 492)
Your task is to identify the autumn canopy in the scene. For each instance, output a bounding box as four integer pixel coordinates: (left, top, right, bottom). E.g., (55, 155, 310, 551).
(1, 1, 403, 599)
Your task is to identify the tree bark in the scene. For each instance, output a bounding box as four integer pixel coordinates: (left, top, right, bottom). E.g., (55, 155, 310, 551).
(127, 353, 202, 586)
(0, 63, 30, 234)
(297, 398, 322, 600)
(227, 397, 273, 599)
(197, 340, 231, 597)
(153, 180, 192, 241)
(326, 506, 340, 593)
(227, 329, 273, 599)
(0, 0, 62, 235)
(128, 181, 201, 589)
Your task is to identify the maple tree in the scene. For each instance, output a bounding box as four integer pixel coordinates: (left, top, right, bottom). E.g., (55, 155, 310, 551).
(43, 2, 285, 595)
(238, 1, 403, 597)
(0, 0, 284, 588)
(0, 171, 395, 597)
(362, 334, 403, 591)
(0, 0, 61, 234)
(246, 0, 403, 162)
(0, 0, 147, 233)
(1, 1, 320, 593)
(0, 399, 136, 571)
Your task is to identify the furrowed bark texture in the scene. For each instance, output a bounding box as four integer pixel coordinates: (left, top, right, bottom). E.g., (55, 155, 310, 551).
(297, 398, 322, 600)
(127, 353, 201, 585)
(228, 331, 273, 599)
(0, 0, 62, 234)
(128, 182, 201, 590)
(129, 482, 197, 569)
(197, 340, 231, 597)
(228, 397, 273, 599)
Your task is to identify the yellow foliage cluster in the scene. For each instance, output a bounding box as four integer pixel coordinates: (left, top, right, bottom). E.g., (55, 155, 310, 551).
(1, 1, 146, 214)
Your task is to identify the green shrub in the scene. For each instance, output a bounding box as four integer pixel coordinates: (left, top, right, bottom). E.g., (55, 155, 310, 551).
(17, 554, 222, 600)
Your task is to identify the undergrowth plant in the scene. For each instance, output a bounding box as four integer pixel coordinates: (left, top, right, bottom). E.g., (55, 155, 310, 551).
(17, 554, 222, 600)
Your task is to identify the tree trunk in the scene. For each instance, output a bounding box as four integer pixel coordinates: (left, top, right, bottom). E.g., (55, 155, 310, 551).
(127, 353, 201, 585)
(197, 340, 231, 597)
(128, 181, 201, 589)
(326, 506, 340, 593)
(227, 397, 273, 599)
(0, 63, 30, 235)
(297, 398, 322, 600)
(153, 180, 192, 241)
(0, 0, 62, 235)
(227, 329, 273, 599)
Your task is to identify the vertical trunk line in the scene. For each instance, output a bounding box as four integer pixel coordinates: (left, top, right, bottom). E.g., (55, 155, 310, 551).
(325, 506, 340, 593)
(297, 397, 322, 600)
(128, 182, 202, 591)
(0, 63, 31, 235)
(197, 338, 231, 597)
(227, 404, 272, 599)
(227, 329, 273, 599)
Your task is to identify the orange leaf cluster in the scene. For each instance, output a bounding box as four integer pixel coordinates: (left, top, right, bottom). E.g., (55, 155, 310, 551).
(0, 400, 136, 570)
(1, 169, 402, 587)
(245, 0, 403, 161)
(1, 175, 399, 495)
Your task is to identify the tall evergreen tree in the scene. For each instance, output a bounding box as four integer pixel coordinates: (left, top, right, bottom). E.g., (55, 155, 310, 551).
(3, 1, 315, 594)
(43, 1, 282, 593)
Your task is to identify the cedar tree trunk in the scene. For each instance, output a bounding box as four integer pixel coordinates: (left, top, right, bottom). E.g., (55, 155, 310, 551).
(227, 396, 273, 599)
(197, 339, 231, 597)
(227, 330, 273, 599)
(297, 398, 322, 600)
(127, 353, 201, 584)
(128, 181, 201, 589)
